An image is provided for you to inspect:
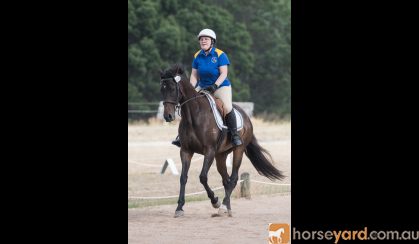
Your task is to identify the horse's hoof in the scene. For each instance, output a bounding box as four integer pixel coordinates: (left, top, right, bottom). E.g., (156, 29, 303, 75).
(217, 204, 229, 216)
(228, 210, 233, 217)
(212, 198, 221, 208)
(174, 210, 184, 218)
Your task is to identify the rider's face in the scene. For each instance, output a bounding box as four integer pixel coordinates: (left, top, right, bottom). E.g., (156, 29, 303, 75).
(199, 37, 212, 50)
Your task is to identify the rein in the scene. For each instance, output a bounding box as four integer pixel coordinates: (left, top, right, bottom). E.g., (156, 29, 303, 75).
(176, 93, 206, 117)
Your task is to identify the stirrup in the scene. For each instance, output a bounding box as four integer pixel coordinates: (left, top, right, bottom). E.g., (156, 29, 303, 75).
(171, 136, 181, 147)
(232, 134, 243, 146)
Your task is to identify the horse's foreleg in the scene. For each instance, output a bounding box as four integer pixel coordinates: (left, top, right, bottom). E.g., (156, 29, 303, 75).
(199, 150, 219, 207)
(174, 150, 193, 218)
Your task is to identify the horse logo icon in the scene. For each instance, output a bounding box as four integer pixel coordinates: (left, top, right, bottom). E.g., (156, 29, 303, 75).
(268, 223, 290, 244)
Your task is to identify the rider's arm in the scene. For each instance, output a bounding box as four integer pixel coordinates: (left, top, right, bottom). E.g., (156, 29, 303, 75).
(190, 68, 199, 87)
(214, 65, 228, 87)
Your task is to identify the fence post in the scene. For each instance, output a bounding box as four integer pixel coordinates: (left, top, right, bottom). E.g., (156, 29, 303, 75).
(240, 172, 251, 199)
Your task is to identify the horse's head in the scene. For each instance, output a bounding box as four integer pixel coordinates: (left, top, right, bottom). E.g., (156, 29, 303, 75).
(160, 64, 185, 122)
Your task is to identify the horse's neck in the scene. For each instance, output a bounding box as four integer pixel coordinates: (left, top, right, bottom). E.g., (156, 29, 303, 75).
(179, 80, 198, 100)
(179, 80, 206, 124)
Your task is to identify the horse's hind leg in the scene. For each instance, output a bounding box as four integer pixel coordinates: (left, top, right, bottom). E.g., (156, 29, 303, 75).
(215, 152, 232, 216)
(199, 150, 220, 208)
(230, 148, 244, 189)
(224, 147, 245, 216)
(174, 149, 193, 218)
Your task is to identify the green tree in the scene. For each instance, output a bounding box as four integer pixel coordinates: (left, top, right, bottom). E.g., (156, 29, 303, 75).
(128, 0, 290, 118)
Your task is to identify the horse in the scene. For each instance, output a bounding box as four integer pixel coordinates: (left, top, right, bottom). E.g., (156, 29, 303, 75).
(160, 64, 285, 218)
(269, 228, 285, 244)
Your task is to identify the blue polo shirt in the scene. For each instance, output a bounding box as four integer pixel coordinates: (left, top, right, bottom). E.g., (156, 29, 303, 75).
(192, 48, 231, 88)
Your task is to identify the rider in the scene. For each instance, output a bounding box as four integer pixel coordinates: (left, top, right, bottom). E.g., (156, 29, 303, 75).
(172, 28, 243, 147)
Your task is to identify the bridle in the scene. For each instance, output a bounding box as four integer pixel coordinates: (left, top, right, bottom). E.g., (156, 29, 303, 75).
(161, 76, 181, 106)
(160, 75, 206, 116)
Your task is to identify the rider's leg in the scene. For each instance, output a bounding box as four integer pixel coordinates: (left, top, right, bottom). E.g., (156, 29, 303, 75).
(214, 86, 242, 146)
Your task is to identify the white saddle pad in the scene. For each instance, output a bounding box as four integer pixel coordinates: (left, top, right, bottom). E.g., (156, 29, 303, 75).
(204, 93, 243, 131)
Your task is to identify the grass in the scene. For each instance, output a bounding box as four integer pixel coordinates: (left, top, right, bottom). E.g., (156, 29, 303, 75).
(129, 194, 213, 209)
(128, 188, 226, 209)
(128, 183, 290, 209)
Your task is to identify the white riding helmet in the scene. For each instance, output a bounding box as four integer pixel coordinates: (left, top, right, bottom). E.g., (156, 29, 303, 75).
(197, 29, 216, 40)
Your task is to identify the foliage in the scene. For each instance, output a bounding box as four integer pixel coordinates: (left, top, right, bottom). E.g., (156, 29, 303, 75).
(128, 0, 290, 117)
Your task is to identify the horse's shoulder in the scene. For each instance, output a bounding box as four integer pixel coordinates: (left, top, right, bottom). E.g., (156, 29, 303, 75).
(194, 50, 201, 58)
(215, 48, 224, 57)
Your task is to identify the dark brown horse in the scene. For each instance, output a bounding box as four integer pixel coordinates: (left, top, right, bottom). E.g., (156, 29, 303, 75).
(160, 64, 285, 217)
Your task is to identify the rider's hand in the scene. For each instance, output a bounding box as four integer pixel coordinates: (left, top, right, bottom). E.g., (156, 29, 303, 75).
(204, 84, 218, 93)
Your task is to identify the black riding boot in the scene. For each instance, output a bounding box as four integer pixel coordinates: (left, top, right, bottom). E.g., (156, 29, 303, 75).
(226, 110, 243, 146)
(172, 135, 181, 148)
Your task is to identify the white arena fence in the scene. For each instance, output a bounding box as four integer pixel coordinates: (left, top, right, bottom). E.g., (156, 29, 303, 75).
(128, 101, 254, 121)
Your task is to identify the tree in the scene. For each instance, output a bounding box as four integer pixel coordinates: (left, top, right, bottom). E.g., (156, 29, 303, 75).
(128, 0, 291, 118)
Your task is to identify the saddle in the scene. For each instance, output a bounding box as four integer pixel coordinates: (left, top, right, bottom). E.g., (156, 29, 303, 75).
(199, 91, 243, 131)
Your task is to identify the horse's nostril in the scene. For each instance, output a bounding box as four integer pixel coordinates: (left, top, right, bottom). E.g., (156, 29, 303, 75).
(168, 114, 173, 120)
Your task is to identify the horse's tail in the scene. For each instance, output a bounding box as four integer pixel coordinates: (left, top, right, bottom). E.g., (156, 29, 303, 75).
(245, 135, 285, 180)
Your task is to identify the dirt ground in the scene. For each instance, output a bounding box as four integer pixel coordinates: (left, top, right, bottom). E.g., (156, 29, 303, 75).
(128, 118, 291, 243)
(128, 194, 290, 244)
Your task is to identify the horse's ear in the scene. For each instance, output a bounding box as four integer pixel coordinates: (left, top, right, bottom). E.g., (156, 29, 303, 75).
(159, 69, 164, 78)
(175, 63, 185, 75)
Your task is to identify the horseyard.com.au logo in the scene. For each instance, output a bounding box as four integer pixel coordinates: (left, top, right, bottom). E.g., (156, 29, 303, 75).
(268, 223, 290, 244)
